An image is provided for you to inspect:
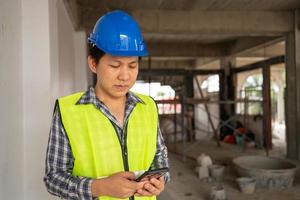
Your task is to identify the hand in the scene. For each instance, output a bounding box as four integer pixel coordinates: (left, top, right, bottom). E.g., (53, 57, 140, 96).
(135, 176, 165, 197)
(92, 171, 141, 198)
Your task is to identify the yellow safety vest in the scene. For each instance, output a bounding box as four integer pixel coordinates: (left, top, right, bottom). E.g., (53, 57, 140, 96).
(58, 92, 158, 200)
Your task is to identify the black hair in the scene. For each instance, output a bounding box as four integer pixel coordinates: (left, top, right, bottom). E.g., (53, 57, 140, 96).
(88, 43, 142, 64)
(88, 44, 105, 65)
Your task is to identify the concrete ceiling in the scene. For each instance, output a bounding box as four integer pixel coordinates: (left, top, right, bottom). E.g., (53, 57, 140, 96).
(75, 0, 300, 31)
(64, 0, 299, 72)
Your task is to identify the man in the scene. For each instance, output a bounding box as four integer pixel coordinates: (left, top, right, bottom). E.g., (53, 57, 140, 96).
(44, 10, 170, 200)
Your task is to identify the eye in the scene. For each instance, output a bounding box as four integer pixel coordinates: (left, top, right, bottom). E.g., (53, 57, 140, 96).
(129, 63, 138, 69)
(109, 64, 120, 68)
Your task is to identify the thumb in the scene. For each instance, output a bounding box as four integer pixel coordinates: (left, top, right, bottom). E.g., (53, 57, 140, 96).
(120, 171, 136, 180)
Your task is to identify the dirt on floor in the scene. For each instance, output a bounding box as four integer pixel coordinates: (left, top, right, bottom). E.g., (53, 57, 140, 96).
(158, 140, 300, 200)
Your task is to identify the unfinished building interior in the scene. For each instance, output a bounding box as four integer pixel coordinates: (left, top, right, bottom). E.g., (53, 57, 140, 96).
(68, 1, 300, 199)
(1, 0, 300, 200)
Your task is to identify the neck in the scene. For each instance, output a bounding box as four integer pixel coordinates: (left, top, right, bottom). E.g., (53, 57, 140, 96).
(94, 85, 126, 108)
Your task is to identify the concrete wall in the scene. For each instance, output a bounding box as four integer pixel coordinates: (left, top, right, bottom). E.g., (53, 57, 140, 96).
(50, 0, 89, 106)
(0, 0, 24, 199)
(24, 0, 88, 199)
(0, 0, 89, 199)
(57, 0, 76, 96)
(74, 31, 89, 92)
(22, 0, 52, 198)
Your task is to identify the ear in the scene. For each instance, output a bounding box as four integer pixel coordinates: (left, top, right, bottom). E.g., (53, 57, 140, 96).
(88, 56, 97, 74)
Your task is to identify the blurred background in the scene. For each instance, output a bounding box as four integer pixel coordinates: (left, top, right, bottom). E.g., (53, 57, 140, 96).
(1, 0, 300, 199)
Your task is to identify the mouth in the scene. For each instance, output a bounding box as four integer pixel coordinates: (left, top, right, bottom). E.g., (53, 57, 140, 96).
(114, 85, 129, 91)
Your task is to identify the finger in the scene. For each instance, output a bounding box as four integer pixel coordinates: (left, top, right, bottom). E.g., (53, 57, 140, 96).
(149, 177, 160, 186)
(136, 188, 153, 196)
(144, 183, 160, 196)
(159, 177, 165, 191)
(157, 176, 165, 190)
(149, 177, 164, 191)
(136, 180, 149, 190)
(159, 176, 165, 183)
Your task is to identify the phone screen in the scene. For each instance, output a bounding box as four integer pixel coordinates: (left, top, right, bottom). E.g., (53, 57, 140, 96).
(135, 167, 169, 182)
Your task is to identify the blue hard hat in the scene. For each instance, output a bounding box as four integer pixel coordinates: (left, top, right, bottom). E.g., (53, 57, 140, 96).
(88, 10, 148, 56)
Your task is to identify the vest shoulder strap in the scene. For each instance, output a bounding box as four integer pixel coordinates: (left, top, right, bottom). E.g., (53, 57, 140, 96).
(58, 92, 84, 108)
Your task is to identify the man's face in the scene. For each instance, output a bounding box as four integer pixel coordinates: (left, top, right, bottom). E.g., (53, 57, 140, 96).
(90, 54, 139, 99)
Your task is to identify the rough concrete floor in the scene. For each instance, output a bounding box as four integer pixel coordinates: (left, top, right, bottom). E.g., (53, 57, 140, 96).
(158, 141, 300, 200)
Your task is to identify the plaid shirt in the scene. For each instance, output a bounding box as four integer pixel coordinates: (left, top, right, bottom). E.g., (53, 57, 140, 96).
(44, 87, 170, 199)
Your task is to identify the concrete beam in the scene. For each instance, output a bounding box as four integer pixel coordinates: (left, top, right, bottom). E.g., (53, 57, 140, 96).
(146, 42, 227, 57)
(139, 68, 222, 76)
(139, 59, 195, 69)
(232, 56, 285, 73)
(147, 37, 284, 58)
(132, 10, 293, 36)
(228, 37, 282, 56)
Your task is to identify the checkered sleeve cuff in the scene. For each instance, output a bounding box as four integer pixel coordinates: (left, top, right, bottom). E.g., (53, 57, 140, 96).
(78, 177, 94, 200)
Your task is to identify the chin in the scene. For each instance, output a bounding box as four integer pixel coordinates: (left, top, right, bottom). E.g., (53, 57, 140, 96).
(111, 91, 128, 98)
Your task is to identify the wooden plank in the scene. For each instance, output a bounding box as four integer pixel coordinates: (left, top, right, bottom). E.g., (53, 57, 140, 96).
(219, 63, 227, 122)
(156, 99, 180, 104)
(263, 62, 272, 155)
(156, 98, 262, 105)
(185, 98, 262, 104)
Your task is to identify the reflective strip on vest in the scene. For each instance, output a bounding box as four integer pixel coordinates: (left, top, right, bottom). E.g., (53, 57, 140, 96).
(59, 92, 158, 200)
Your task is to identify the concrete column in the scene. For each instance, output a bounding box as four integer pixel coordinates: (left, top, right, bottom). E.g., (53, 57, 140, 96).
(1, 1, 89, 199)
(22, 0, 52, 199)
(285, 10, 300, 160)
(220, 57, 236, 120)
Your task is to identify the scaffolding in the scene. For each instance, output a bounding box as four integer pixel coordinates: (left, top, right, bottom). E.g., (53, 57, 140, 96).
(142, 55, 284, 161)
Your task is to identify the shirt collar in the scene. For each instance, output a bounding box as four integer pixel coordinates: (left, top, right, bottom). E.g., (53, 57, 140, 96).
(76, 87, 145, 106)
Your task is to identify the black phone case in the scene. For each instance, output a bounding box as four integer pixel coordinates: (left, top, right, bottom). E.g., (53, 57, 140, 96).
(135, 167, 169, 182)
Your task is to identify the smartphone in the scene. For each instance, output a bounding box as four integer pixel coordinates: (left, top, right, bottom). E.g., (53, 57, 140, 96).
(135, 167, 169, 182)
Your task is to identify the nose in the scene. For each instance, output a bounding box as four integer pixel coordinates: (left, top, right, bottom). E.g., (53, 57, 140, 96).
(118, 66, 130, 81)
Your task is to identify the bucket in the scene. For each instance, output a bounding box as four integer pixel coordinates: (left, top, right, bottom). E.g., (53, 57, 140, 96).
(210, 185, 227, 200)
(236, 177, 256, 194)
(209, 165, 225, 182)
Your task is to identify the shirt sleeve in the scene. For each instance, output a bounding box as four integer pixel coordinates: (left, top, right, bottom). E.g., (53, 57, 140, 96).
(150, 120, 171, 183)
(44, 102, 95, 200)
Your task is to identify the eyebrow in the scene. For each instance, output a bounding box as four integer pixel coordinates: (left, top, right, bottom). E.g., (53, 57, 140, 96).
(129, 60, 138, 64)
(111, 60, 138, 64)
